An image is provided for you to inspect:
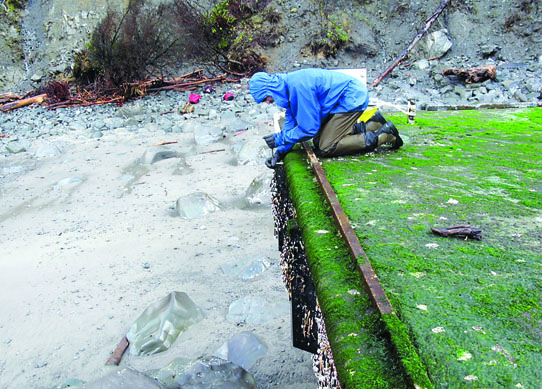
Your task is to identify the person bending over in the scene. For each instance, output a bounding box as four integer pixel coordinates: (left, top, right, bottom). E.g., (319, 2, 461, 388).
(249, 68, 403, 168)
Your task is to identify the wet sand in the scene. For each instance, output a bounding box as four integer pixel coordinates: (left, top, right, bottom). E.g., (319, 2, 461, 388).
(0, 83, 316, 388)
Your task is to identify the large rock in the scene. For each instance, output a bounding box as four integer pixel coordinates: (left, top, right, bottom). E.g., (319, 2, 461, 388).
(423, 30, 453, 59)
(141, 146, 178, 165)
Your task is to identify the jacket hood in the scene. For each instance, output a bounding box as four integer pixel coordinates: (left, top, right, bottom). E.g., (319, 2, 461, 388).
(249, 72, 289, 108)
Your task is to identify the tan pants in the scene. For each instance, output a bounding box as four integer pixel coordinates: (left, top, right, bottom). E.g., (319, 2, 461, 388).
(313, 112, 384, 157)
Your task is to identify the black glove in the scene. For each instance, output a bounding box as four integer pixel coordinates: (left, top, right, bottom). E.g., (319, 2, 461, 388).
(263, 134, 276, 149)
(265, 150, 284, 169)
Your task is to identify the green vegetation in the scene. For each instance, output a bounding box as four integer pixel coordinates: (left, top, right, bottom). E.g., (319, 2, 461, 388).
(3, 0, 26, 13)
(283, 152, 412, 388)
(73, 0, 185, 87)
(0, 0, 26, 31)
(284, 108, 541, 387)
(0, 0, 26, 60)
(311, 1, 351, 57)
(73, 0, 271, 88)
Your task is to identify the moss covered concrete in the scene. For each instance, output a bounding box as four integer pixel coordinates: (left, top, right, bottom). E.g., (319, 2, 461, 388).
(284, 152, 411, 388)
(283, 108, 541, 388)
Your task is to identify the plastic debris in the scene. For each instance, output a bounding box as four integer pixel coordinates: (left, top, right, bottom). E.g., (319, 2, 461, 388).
(175, 192, 223, 219)
(175, 356, 257, 388)
(224, 92, 235, 101)
(226, 296, 288, 325)
(213, 331, 268, 370)
(84, 367, 161, 388)
(245, 174, 272, 208)
(189, 93, 201, 104)
(221, 257, 271, 281)
(146, 357, 192, 388)
(126, 291, 204, 356)
(203, 85, 215, 93)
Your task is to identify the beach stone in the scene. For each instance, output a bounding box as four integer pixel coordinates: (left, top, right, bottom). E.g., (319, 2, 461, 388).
(141, 146, 178, 165)
(226, 296, 288, 325)
(220, 110, 237, 122)
(117, 102, 145, 118)
(175, 192, 223, 219)
(208, 108, 219, 120)
(221, 256, 271, 281)
(225, 118, 254, 134)
(193, 124, 223, 145)
(57, 378, 86, 388)
(172, 157, 193, 176)
(31, 72, 44, 82)
(236, 138, 267, 166)
(90, 130, 103, 139)
(54, 177, 84, 190)
(84, 367, 161, 388)
(237, 259, 270, 281)
(127, 291, 204, 356)
(68, 122, 87, 132)
(424, 30, 452, 59)
(175, 356, 257, 389)
(414, 59, 430, 70)
(5, 139, 30, 154)
(34, 141, 64, 158)
(213, 331, 268, 370)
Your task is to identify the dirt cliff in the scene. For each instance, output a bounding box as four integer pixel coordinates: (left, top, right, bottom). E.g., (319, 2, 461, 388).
(1, 0, 541, 94)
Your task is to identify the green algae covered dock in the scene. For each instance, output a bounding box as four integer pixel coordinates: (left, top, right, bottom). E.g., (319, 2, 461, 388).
(277, 108, 542, 388)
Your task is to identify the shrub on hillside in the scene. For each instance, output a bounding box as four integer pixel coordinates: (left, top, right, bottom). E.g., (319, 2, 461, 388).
(73, 0, 269, 89)
(74, 0, 181, 87)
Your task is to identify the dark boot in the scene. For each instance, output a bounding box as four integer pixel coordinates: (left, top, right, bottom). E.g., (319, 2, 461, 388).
(353, 121, 379, 151)
(352, 121, 365, 135)
(364, 130, 378, 152)
(375, 121, 403, 149)
(366, 110, 387, 132)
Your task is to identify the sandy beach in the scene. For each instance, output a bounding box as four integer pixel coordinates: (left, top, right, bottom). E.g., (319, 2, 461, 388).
(0, 81, 316, 388)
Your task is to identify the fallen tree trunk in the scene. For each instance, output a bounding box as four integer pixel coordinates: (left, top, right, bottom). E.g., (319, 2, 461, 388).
(371, 0, 452, 88)
(0, 94, 47, 112)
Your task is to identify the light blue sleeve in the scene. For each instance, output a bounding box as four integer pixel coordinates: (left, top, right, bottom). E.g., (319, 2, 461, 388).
(274, 89, 322, 154)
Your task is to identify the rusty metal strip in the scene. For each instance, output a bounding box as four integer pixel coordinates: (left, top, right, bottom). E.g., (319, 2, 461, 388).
(105, 336, 129, 365)
(302, 142, 394, 315)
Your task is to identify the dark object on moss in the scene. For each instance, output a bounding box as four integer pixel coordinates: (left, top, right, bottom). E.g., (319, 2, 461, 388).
(431, 225, 482, 240)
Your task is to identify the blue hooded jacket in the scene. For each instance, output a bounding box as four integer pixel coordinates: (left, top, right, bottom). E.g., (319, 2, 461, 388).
(249, 68, 369, 153)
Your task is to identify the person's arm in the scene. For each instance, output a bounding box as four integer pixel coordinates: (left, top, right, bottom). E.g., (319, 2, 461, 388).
(274, 91, 321, 154)
(273, 108, 296, 153)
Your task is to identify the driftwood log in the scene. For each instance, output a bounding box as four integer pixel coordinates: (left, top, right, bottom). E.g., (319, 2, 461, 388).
(0, 92, 24, 104)
(1, 69, 241, 112)
(0, 94, 47, 112)
(442, 65, 497, 84)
